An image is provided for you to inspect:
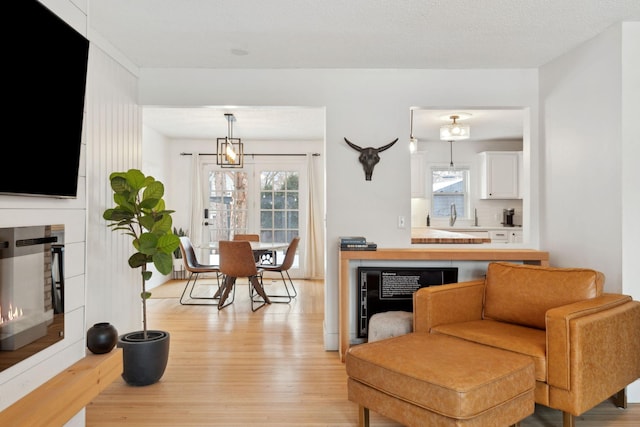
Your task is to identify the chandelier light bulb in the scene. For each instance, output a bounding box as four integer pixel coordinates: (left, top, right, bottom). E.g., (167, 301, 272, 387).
(440, 114, 470, 141)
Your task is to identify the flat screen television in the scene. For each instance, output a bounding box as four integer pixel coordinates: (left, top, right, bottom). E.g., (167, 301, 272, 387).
(1, 0, 89, 198)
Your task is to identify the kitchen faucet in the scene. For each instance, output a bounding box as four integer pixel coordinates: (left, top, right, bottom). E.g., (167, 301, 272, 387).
(449, 203, 457, 226)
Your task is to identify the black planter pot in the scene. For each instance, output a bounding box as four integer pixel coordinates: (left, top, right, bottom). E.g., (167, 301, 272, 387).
(117, 330, 170, 386)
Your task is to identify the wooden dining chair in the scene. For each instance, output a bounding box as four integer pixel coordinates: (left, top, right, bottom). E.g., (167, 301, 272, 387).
(258, 236, 300, 303)
(216, 240, 271, 311)
(233, 233, 276, 265)
(178, 236, 222, 305)
(233, 233, 260, 242)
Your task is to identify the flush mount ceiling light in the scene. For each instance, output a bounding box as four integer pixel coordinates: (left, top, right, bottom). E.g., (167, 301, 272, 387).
(216, 113, 243, 168)
(440, 114, 471, 141)
(409, 109, 417, 153)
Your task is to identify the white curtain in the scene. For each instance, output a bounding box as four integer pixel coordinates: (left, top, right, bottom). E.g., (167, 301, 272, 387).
(188, 154, 205, 251)
(305, 153, 324, 279)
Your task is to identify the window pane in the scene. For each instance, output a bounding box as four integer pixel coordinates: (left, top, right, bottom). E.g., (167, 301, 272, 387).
(260, 170, 300, 244)
(274, 211, 285, 228)
(274, 191, 286, 209)
(286, 191, 299, 209)
(287, 211, 298, 228)
(260, 192, 273, 209)
(260, 211, 273, 228)
(433, 195, 465, 217)
(207, 171, 249, 241)
(431, 168, 469, 218)
(286, 172, 299, 190)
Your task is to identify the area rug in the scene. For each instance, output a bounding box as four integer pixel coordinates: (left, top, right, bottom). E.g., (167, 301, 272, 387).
(148, 280, 187, 298)
(149, 278, 244, 299)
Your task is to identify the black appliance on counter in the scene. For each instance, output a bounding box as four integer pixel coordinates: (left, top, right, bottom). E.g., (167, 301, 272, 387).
(502, 208, 515, 227)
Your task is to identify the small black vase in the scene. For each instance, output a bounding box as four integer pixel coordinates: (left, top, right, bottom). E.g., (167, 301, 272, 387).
(87, 322, 118, 354)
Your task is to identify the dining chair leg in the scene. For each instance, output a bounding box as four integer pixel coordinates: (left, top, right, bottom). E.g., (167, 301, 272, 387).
(256, 270, 297, 303)
(273, 270, 297, 302)
(179, 273, 222, 305)
(216, 275, 236, 310)
(249, 275, 270, 311)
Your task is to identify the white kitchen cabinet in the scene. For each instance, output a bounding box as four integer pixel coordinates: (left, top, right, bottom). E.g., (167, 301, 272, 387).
(509, 230, 523, 243)
(411, 153, 426, 198)
(463, 231, 490, 239)
(489, 229, 509, 243)
(479, 151, 522, 199)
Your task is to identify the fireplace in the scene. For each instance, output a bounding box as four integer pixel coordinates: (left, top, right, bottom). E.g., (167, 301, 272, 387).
(0, 225, 64, 372)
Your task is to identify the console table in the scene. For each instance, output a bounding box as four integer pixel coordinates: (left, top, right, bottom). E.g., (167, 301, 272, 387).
(338, 248, 549, 361)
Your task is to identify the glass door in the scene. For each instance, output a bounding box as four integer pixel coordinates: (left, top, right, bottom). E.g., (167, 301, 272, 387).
(202, 157, 307, 277)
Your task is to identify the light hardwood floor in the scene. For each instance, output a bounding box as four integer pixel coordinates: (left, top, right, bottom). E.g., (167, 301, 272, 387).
(86, 279, 639, 426)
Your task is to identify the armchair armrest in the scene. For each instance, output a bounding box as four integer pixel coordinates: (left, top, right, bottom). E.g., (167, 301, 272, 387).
(546, 294, 640, 412)
(413, 280, 485, 333)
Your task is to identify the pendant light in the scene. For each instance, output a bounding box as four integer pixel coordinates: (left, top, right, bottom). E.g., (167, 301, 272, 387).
(409, 109, 417, 153)
(216, 113, 244, 168)
(440, 114, 470, 141)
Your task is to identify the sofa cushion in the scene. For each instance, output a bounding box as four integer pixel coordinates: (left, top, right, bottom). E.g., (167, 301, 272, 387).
(483, 262, 604, 330)
(432, 319, 547, 382)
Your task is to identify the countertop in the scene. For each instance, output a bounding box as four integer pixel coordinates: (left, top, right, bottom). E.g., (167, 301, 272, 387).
(413, 226, 522, 232)
(411, 228, 492, 244)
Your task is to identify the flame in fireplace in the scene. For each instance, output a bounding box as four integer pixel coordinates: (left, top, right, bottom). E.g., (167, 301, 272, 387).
(0, 304, 24, 324)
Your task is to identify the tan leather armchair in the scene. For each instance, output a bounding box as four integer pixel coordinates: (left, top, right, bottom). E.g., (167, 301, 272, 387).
(413, 261, 640, 427)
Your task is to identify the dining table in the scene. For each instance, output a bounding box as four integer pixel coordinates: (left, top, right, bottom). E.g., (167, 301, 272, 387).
(209, 241, 289, 265)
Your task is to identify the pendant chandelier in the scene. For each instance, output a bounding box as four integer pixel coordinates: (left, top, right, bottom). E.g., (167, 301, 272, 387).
(440, 114, 470, 141)
(216, 113, 244, 168)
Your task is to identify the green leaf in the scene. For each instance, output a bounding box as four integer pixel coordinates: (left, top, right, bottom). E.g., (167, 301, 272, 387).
(128, 252, 148, 269)
(143, 180, 164, 202)
(152, 213, 173, 234)
(153, 251, 173, 275)
(125, 169, 146, 192)
(141, 291, 152, 300)
(138, 232, 159, 255)
(110, 174, 129, 193)
(158, 233, 180, 255)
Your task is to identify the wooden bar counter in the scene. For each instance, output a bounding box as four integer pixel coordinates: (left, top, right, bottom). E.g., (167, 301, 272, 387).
(411, 228, 491, 244)
(337, 248, 549, 362)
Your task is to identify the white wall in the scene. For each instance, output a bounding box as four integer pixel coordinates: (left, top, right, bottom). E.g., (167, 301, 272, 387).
(1, 2, 145, 421)
(622, 22, 640, 402)
(0, 0, 88, 420)
(137, 68, 541, 352)
(539, 23, 626, 291)
(539, 21, 640, 401)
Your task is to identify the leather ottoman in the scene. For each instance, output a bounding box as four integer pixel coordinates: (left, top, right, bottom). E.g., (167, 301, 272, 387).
(346, 333, 535, 427)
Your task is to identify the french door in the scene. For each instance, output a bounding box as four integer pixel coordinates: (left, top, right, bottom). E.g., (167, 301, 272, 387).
(201, 157, 307, 278)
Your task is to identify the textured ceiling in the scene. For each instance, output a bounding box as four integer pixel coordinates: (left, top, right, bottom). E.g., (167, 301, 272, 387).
(89, 0, 640, 141)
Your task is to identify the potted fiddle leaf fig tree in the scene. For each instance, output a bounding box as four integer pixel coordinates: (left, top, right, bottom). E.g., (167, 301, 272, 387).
(103, 169, 180, 386)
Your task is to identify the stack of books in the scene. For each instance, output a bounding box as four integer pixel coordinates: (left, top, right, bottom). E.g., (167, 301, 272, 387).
(339, 236, 377, 251)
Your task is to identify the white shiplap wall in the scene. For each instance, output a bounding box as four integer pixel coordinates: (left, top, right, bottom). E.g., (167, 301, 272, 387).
(85, 45, 142, 334)
(0, 13, 142, 427)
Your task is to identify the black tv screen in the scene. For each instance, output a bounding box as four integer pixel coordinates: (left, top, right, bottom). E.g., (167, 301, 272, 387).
(2, 0, 89, 198)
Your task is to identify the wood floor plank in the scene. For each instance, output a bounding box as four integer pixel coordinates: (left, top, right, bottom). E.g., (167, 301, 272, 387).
(86, 279, 639, 426)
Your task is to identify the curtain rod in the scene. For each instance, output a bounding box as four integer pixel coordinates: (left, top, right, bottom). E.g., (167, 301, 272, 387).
(180, 152, 320, 157)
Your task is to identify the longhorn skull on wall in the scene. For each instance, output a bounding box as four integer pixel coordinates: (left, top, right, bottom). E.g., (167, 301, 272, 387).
(344, 137, 399, 181)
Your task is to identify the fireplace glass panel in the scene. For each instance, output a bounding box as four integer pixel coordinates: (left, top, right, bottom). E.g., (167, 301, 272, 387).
(0, 225, 64, 372)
